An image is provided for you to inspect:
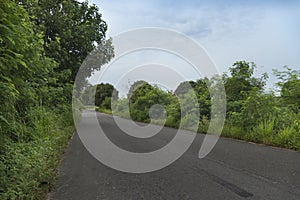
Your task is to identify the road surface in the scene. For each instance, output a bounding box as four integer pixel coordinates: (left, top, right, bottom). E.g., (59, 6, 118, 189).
(50, 110, 300, 200)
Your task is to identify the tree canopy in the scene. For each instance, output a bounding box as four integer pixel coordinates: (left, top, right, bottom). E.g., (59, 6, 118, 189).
(1, 1, 113, 197)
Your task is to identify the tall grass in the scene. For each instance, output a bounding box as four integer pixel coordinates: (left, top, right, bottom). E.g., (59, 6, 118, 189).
(219, 114, 300, 150)
(97, 93, 300, 151)
(249, 118, 275, 144)
(0, 106, 74, 199)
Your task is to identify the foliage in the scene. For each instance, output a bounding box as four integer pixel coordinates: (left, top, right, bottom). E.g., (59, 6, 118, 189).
(98, 63, 300, 151)
(17, 0, 114, 102)
(0, 108, 74, 200)
(1, 0, 112, 198)
(224, 61, 267, 114)
(111, 98, 130, 119)
(95, 83, 118, 109)
(274, 66, 300, 110)
(221, 64, 299, 149)
(95, 107, 112, 115)
(175, 78, 211, 119)
(128, 81, 179, 123)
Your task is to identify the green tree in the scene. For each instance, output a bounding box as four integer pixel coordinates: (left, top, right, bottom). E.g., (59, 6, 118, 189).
(18, 0, 114, 99)
(0, 0, 55, 137)
(224, 61, 267, 113)
(81, 84, 96, 106)
(0, 1, 115, 198)
(95, 83, 118, 109)
(128, 81, 173, 122)
(274, 66, 300, 110)
(174, 80, 196, 96)
(175, 78, 211, 119)
(128, 81, 155, 122)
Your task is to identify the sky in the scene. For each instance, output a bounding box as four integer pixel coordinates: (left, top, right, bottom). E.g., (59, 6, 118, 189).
(85, 0, 300, 93)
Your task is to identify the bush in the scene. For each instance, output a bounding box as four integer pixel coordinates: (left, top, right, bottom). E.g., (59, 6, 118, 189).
(0, 107, 74, 199)
(221, 123, 243, 139)
(94, 67, 300, 152)
(249, 118, 275, 144)
(197, 117, 210, 133)
(275, 127, 299, 149)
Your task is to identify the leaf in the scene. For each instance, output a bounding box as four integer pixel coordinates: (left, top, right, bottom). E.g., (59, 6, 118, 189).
(0, 115, 9, 124)
(18, 60, 28, 69)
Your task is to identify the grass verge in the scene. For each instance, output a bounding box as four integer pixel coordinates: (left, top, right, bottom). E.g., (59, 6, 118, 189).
(95, 109, 300, 151)
(0, 109, 74, 199)
(95, 107, 112, 115)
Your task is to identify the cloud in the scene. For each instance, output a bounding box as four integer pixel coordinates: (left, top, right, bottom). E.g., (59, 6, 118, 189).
(89, 0, 300, 89)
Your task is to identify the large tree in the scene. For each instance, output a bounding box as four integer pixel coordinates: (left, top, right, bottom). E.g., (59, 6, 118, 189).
(17, 0, 114, 99)
(175, 78, 211, 119)
(95, 83, 118, 109)
(1, 0, 56, 135)
(274, 66, 300, 110)
(128, 81, 173, 122)
(224, 61, 267, 113)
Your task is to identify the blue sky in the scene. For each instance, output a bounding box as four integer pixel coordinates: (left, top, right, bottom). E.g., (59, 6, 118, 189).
(86, 0, 300, 91)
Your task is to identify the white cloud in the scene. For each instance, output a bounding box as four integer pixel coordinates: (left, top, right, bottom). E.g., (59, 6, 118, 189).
(89, 0, 300, 89)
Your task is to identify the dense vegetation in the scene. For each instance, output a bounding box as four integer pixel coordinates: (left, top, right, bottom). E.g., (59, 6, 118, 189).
(0, 0, 112, 199)
(96, 61, 300, 150)
(1, 0, 299, 198)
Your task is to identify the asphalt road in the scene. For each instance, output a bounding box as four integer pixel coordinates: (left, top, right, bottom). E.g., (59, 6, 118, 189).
(49, 110, 300, 200)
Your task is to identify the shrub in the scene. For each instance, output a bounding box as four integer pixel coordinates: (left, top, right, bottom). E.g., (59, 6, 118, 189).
(249, 118, 275, 144)
(275, 127, 299, 149)
(0, 107, 74, 199)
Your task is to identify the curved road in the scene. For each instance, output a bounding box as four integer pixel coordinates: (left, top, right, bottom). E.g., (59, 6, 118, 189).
(50, 111, 300, 200)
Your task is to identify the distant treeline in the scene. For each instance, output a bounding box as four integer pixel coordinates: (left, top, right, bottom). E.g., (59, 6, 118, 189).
(87, 61, 300, 150)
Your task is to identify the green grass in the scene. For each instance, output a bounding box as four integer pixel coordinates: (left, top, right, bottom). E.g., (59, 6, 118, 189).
(221, 124, 244, 140)
(274, 127, 299, 149)
(95, 107, 112, 115)
(248, 118, 275, 144)
(220, 119, 300, 151)
(0, 107, 74, 199)
(96, 107, 300, 151)
(83, 105, 96, 110)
